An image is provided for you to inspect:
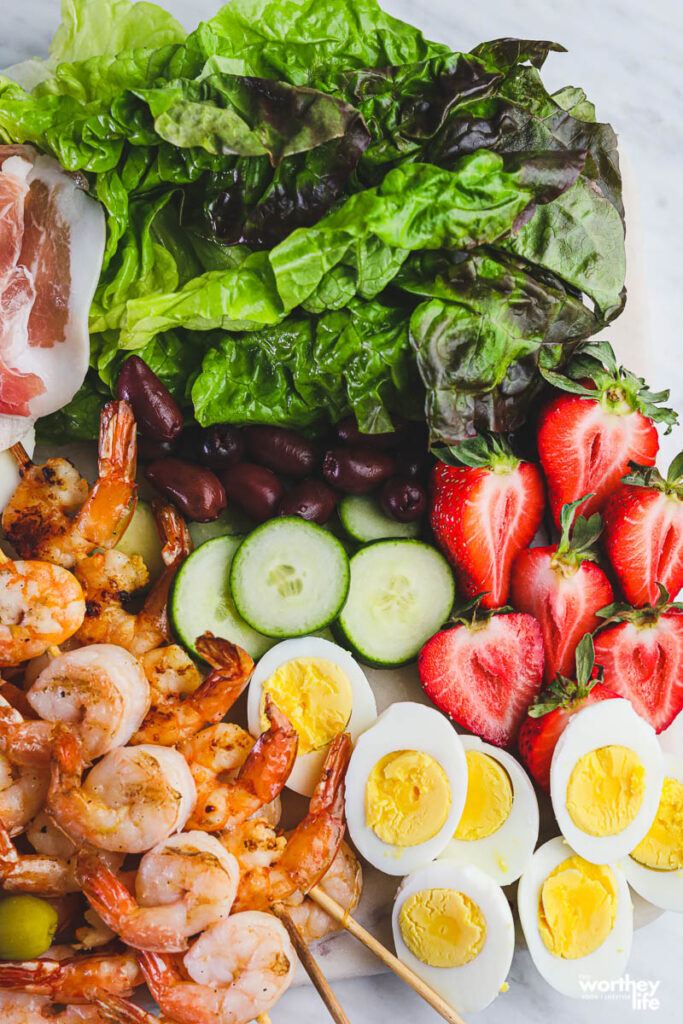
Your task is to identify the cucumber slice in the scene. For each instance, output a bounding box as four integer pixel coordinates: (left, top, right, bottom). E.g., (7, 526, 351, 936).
(230, 517, 350, 638)
(115, 501, 164, 578)
(170, 535, 275, 661)
(338, 495, 421, 542)
(188, 505, 254, 547)
(338, 540, 454, 666)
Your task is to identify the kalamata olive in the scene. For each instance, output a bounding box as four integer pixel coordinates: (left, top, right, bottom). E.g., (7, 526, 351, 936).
(278, 479, 338, 524)
(394, 439, 433, 481)
(322, 447, 396, 495)
(244, 426, 318, 478)
(145, 458, 226, 522)
(176, 425, 203, 461)
(336, 414, 410, 451)
(117, 356, 183, 443)
(198, 423, 244, 470)
(221, 463, 284, 523)
(137, 436, 177, 463)
(380, 476, 427, 522)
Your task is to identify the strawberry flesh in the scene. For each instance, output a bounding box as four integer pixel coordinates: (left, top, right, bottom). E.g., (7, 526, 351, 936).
(418, 612, 544, 747)
(511, 547, 613, 682)
(538, 394, 658, 528)
(593, 612, 683, 732)
(604, 485, 683, 606)
(430, 460, 544, 609)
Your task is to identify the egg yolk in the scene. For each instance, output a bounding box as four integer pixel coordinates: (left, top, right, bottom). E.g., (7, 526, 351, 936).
(365, 750, 451, 847)
(566, 744, 645, 836)
(538, 855, 618, 959)
(399, 888, 487, 967)
(260, 657, 352, 755)
(631, 777, 683, 871)
(454, 751, 513, 842)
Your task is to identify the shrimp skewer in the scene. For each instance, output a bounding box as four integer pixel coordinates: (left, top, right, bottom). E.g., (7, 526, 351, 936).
(0, 951, 142, 1002)
(74, 503, 192, 656)
(284, 840, 362, 943)
(77, 832, 240, 952)
(3, 401, 137, 568)
(47, 729, 196, 853)
(131, 633, 253, 747)
(139, 911, 295, 1024)
(0, 553, 85, 666)
(231, 732, 351, 912)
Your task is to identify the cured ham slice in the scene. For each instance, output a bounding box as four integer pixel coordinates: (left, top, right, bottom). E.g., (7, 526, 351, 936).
(0, 145, 105, 447)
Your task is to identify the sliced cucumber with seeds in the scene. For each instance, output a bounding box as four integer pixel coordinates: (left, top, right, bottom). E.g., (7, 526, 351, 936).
(338, 540, 454, 666)
(188, 505, 255, 547)
(230, 517, 350, 638)
(338, 495, 421, 543)
(170, 535, 275, 661)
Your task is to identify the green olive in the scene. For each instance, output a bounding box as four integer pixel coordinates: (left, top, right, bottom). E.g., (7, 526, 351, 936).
(0, 894, 58, 959)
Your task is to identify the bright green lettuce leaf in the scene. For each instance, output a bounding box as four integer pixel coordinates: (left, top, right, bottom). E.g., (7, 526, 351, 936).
(49, 0, 186, 66)
(192, 299, 424, 433)
(120, 149, 585, 346)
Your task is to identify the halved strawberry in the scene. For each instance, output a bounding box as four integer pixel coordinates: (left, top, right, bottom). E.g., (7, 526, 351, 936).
(518, 634, 619, 791)
(538, 342, 676, 527)
(430, 433, 545, 609)
(603, 453, 683, 606)
(418, 601, 544, 747)
(511, 495, 613, 682)
(593, 587, 683, 732)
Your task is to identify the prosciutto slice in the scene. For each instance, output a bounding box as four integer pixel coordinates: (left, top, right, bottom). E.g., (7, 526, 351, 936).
(0, 145, 105, 447)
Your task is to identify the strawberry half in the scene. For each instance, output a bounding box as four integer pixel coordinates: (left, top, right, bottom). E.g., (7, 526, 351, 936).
(518, 634, 619, 791)
(603, 452, 683, 606)
(511, 495, 613, 682)
(538, 341, 676, 527)
(430, 433, 545, 609)
(593, 587, 683, 732)
(418, 601, 544, 747)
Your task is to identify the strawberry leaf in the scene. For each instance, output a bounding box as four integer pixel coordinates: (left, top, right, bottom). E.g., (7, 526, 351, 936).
(595, 584, 683, 628)
(527, 632, 600, 716)
(443, 592, 514, 629)
(620, 451, 683, 498)
(554, 494, 602, 564)
(433, 432, 520, 471)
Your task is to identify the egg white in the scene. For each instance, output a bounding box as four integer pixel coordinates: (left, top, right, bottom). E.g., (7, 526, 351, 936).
(622, 753, 683, 912)
(517, 836, 633, 998)
(550, 699, 664, 863)
(345, 702, 467, 875)
(392, 860, 514, 1013)
(439, 736, 538, 885)
(247, 636, 377, 796)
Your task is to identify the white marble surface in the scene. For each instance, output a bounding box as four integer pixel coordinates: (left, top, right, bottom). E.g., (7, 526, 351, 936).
(3, 1, 683, 1021)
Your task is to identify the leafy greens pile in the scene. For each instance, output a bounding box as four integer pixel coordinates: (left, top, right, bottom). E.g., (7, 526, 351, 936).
(0, 0, 626, 442)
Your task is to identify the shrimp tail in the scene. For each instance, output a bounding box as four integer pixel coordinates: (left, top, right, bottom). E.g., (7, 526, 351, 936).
(0, 707, 52, 765)
(195, 632, 255, 680)
(0, 957, 61, 992)
(77, 852, 187, 952)
(96, 994, 159, 1024)
(74, 401, 138, 549)
(154, 501, 193, 569)
(217, 696, 297, 829)
(98, 400, 137, 484)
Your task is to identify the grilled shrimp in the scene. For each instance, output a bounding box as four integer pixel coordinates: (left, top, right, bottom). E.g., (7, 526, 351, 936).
(0, 950, 142, 1002)
(232, 732, 351, 912)
(47, 730, 196, 853)
(139, 911, 295, 1024)
(26, 644, 150, 760)
(284, 840, 362, 943)
(131, 634, 253, 747)
(0, 553, 85, 666)
(179, 695, 296, 832)
(0, 813, 122, 895)
(0, 698, 48, 835)
(2, 401, 137, 568)
(0, 991, 144, 1024)
(140, 644, 202, 702)
(73, 503, 192, 656)
(77, 832, 240, 952)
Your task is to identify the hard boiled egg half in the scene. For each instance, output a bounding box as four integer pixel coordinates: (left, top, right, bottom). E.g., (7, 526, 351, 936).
(518, 837, 633, 997)
(392, 861, 514, 1013)
(550, 698, 663, 863)
(622, 752, 683, 912)
(440, 736, 539, 885)
(345, 702, 467, 874)
(247, 637, 376, 796)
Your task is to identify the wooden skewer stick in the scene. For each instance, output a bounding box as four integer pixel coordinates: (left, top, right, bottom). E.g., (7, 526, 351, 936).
(271, 901, 352, 1024)
(309, 886, 467, 1024)
(9, 441, 31, 471)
